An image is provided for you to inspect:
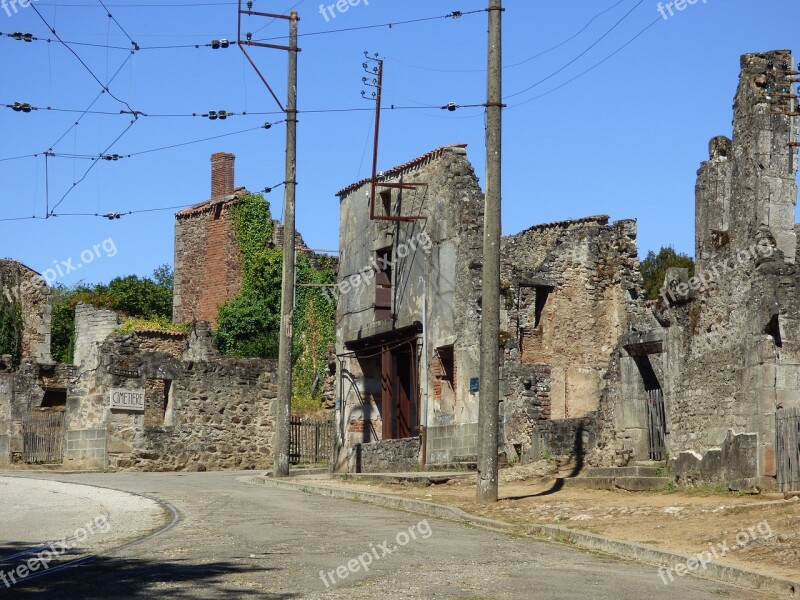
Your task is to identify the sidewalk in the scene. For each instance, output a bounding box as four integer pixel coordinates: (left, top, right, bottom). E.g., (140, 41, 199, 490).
(277, 461, 800, 587)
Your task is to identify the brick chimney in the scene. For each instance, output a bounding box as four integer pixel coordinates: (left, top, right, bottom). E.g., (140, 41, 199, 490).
(211, 152, 235, 199)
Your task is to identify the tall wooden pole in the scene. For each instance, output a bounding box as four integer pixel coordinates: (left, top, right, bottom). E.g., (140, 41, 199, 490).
(274, 11, 299, 478)
(477, 0, 503, 504)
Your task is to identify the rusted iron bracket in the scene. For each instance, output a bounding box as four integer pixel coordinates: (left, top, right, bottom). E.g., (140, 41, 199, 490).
(362, 52, 427, 222)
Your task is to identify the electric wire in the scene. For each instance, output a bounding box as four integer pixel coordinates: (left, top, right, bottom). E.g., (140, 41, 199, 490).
(29, 5, 137, 112)
(508, 14, 662, 108)
(48, 116, 139, 214)
(504, 0, 646, 100)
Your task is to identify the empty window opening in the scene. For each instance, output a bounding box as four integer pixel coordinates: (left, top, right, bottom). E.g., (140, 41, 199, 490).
(534, 286, 552, 329)
(433, 345, 456, 412)
(380, 189, 392, 218)
(375, 247, 393, 321)
(766, 314, 783, 348)
(40, 389, 67, 411)
(145, 379, 172, 428)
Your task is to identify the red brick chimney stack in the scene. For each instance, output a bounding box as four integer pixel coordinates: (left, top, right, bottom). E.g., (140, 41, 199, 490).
(211, 152, 235, 199)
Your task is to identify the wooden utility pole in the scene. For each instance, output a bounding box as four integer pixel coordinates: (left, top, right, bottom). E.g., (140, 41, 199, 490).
(274, 11, 299, 478)
(477, 0, 503, 504)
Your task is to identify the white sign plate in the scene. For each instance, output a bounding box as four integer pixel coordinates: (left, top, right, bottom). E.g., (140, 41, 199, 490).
(109, 388, 145, 412)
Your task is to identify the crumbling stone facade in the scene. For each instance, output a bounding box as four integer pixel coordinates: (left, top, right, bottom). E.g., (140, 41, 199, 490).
(637, 50, 800, 490)
(67, 304, 277, 471)
(0, 259, 51, 362)
(0, 302, 277, 471)
(333, 145, 484, 471)
(500, 216, 648, 464)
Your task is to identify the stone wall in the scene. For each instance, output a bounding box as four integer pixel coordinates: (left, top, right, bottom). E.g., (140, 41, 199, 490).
(354, 437, 420, 473)
(73, 302, 119, 371)
(74, 323, 277, 472)
(0, 259, 51, 362)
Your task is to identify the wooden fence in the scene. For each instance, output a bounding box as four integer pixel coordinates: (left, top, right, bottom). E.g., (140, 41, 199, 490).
(290, 415, 334, 465)
(21, 412, 65, 464)
(777, 407, 800, 492)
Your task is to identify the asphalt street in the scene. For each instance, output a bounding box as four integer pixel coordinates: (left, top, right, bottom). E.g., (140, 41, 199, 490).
(0, 471, 770, 599)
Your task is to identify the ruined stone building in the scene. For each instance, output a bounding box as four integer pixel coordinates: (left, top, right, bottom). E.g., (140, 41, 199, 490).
(332, 147, 646, 472)
(333, 145, 484, 472)
(0, 298, 277, 471)
(629, 50, 800, 491)
(0, 259, 51, 363)
(333, 50, 800, 493)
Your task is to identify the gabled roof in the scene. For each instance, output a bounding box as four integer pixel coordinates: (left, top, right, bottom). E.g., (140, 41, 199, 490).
(176, 186, 249, 219)
(336, 144, 468, 198)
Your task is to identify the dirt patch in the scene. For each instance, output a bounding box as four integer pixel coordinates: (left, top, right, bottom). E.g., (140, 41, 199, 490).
(296, 462, 800, 582)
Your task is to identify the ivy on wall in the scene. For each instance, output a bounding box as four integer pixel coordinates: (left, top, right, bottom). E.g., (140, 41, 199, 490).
(0, 292, 23, 367)
(215, 193, 336, 410)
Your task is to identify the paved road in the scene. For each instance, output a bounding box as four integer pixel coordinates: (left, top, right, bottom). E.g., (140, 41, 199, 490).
(0, 471, 769, 599)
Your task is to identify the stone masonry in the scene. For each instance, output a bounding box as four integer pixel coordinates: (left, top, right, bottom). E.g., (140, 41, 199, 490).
(0, 259, 51, 362)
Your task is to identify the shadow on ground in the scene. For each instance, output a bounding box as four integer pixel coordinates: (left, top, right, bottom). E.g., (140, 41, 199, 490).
(0, 543, 295, 598)
(503, 424, 586, 500)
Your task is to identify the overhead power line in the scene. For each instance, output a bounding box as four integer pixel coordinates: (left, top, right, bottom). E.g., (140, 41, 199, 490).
(504, 0, 647, 100)
(29, 5, 137, 112)
(508, 14, 663, 108)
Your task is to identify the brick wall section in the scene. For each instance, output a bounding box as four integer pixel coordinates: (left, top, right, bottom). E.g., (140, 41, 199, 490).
(64, 429, 106, 469)
(426, 423, 478, 464)
(174, 199, 244, 326)
(211, 152, 235, 199)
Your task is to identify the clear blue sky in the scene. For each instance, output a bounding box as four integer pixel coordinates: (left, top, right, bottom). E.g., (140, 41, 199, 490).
(1, 0, 798, 286)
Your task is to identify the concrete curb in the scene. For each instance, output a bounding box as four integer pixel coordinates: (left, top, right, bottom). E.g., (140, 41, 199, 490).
(250, 476, 800, 598)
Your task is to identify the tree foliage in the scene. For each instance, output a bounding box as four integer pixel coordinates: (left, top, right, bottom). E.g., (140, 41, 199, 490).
(640, 247, 696, 300)
(214, 194, 337, 409)
(50, 265, 174, 364)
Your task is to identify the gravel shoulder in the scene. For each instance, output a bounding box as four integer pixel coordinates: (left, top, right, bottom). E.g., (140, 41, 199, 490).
(290, 463, 800, 582)
(0, 476, 167, 553)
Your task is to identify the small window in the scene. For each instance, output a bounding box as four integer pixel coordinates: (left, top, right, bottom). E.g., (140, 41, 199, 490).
(380, 189, 392, 218)
(145, 379, 172, 428)
(40, 389, 67, 410)
(534, 286, 552, 329)
(375, 247, 393, 321)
